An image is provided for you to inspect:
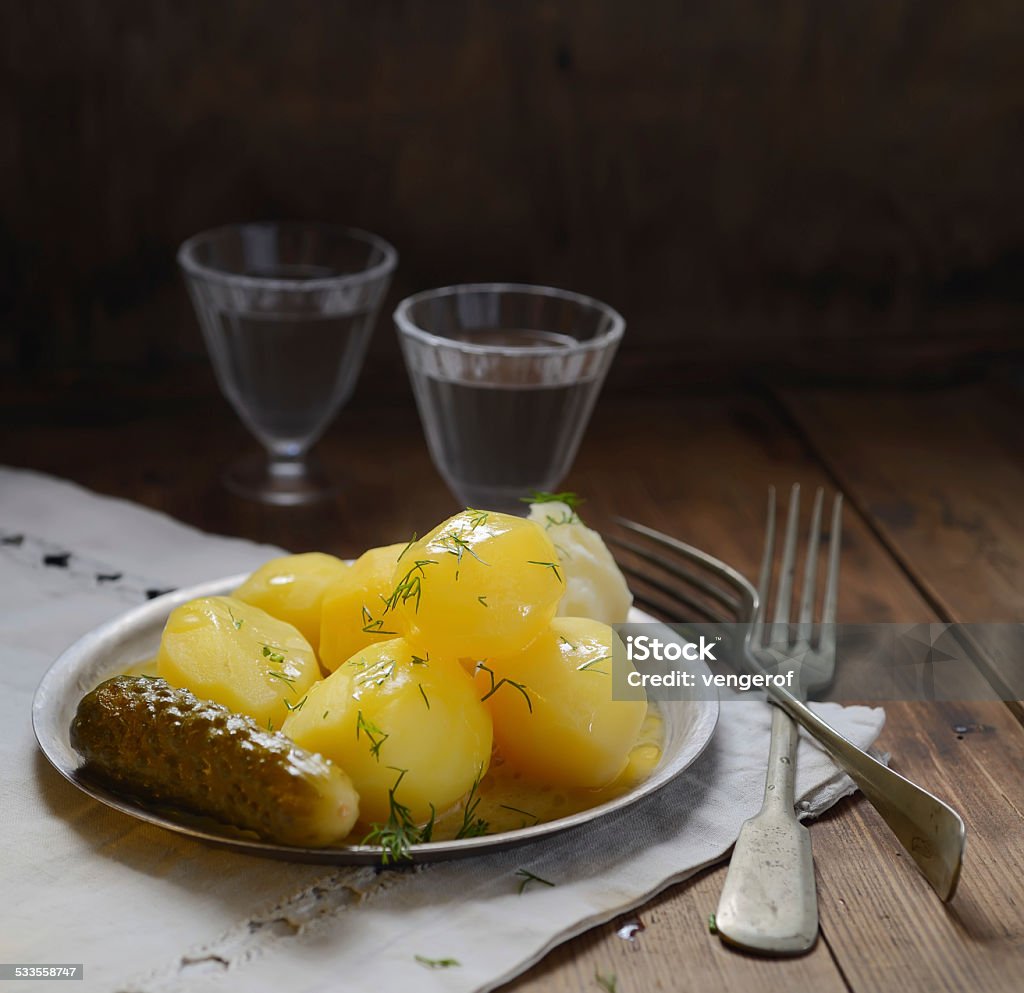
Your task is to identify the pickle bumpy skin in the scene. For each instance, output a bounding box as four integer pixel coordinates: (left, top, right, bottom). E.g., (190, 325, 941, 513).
(70, 675, 359, 846)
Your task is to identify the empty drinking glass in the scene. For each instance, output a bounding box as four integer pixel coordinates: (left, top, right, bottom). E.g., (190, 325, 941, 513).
(394, 283, 624, 512)
(178, 222, 397, 504)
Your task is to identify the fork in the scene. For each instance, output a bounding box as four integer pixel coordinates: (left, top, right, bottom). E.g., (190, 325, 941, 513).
(609, 499, 967, 907)
(714, 484, 834, 954)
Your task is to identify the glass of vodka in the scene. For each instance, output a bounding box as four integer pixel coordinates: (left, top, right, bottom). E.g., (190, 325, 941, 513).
(179, 223, 397, 504)
(395, 283, 624, 512)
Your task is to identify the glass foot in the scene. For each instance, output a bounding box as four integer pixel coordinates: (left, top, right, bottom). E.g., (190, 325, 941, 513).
(223, 453, 341, 506)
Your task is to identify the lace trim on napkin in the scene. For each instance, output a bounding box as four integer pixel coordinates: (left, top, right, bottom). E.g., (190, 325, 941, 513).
(0, 528, 176, 603)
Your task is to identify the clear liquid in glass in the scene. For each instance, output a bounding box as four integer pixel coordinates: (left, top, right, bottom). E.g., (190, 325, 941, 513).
(209, 307, 376, 456)
(412, 329, 601, 511)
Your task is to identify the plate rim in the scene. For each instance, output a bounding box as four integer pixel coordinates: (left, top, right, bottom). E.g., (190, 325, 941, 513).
(32, 575, 719, 863)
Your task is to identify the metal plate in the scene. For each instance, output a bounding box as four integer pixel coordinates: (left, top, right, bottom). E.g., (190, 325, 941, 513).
(32, 575, 718, 864)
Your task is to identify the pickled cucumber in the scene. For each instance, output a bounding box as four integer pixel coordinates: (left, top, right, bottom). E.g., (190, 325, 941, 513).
(70, 675, 359, 847)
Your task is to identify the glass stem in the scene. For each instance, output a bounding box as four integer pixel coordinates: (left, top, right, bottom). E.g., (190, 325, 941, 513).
(267, 451, 309, 481)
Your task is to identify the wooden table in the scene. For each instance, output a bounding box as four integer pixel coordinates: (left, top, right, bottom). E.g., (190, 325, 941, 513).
(6, 371, 1023, 993)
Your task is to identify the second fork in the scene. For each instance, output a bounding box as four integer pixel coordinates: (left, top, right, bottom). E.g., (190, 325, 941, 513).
(715, 484, 839, 955)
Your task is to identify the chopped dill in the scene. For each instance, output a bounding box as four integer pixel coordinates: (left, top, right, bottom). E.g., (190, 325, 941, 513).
(266, 717, 274, 732)
(707, 913, 718, 934)
(545, 512, 580, 528)
(283, 695, 308, 712)
(577, 655, 611, 675)
(595, 971, 618, 993)
(261, 644, 286, 664)
(464, 508, 490, 528)
(356, 658, 397, 687)
(559, 635, 574, 648)
(477, 595, 489, 607)
(527, 559, 563, 584)
(227, 608, 244, 630)
(520, 490, 585, 511)
(361, 604, 396, 636)
(362, 767, 435, 864)
(323, 710, 329, 720)
(483, 678, 533, 712)
(499, 803, 540, 825)
(454, 767, 489, 839)
(382, 559, 437, 614)
(267, 670, 297, 693)
(356, 710, 389, 761)
(449, 533, 487, 564)
(397, 532, 418, 562)
(438, 532, 487, 580)
(414, 955, 460, 970)
(476, 662, 534, 713)
(418, 684, 430, 710)
(410, 651, 430, 666)
(515, 868, 556, 894)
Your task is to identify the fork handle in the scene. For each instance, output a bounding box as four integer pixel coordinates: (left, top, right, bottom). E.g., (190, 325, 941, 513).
(762, 705, 800, 811)
(716, 707, 819, 954)
(768, 685, 966, 901)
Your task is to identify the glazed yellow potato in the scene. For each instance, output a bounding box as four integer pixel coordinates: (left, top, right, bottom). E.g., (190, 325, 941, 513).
(233, 552, 350, 653)
(387, 510, 563, 659)
(319, 543, 406, 672)
(157, 596, 320, 731)
(475, 616, 647, 788)
(282, 637, 492, 824)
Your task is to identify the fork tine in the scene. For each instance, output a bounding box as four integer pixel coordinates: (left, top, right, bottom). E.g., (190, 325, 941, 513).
(606, 533, 742, 616)
(817, 494, 844, 654)
(769, 483, 801, 643)
(615, 560, 733, 622)
(612, 518, 757, 613)
(750, 486, 776, 648)
(795, 487, 825, 644)
(630, 587, 695, 623)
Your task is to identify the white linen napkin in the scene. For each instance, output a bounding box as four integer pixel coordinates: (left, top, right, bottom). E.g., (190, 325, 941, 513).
(0, 467, 886, 993)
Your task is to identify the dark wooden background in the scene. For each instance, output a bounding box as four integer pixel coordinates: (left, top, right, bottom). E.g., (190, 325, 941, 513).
(3, 0, 1024, 392)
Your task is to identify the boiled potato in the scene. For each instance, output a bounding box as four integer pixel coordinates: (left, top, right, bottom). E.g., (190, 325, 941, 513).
(157, 595, 319, 731)
(282, 637, 492, 824)
(387, 510, 563, 659)
(319, 543, 407, 672)
(475, 616, 646, 788)
(527, 500, 633, 624)
(234, 552, 350, 653)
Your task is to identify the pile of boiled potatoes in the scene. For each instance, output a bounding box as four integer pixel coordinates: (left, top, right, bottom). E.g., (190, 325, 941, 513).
(154, 501, 647, 831)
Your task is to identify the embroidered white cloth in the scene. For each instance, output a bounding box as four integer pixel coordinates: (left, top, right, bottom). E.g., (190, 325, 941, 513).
(0, 467, 886, 993)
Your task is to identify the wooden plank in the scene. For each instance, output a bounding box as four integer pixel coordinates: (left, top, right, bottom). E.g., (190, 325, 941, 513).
(509, 867, 847, 993)
(812, 699, 1024, 993)
(779, 383, 1024, 705)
